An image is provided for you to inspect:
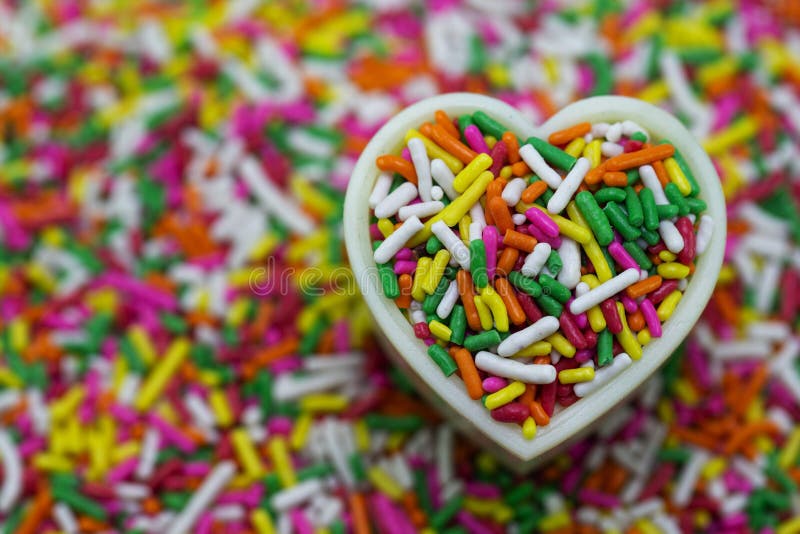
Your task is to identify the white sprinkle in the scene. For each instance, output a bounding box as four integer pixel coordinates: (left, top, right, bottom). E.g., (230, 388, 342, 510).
(521, 242, 552, 278)
(373, 216, 424, 264)
(240, 158, 314, 236)
(431, 221, 471, 270)
(672, 449, 709, 506)
(502, 178, 528, 206)
(274, 369, 354, 402)
(53, 503, 79, 534)
(272, 479, 324, 512)
(436, 280, 461, 319)
(721, 493, 748, 517)
(374, 182, 418, 219)
(747, 320, 791, 342)
(398, 200, 444, 221)
(569, 269, 640, 315)
(408, 138, 432, 202)
(475, 351, 557, 384)
(166, 461, 237, 534)
(519, 144, 562, 189)
(431, 159, 458, 199)
(136, 429, 160, 480)
(695, 215, 714, 254)
(0, 430, 22, 513)
(547, 157, 590, 214)
(640, 165, 669, 205)
(369, 173, 393, 209)
(497, 316, 560, 357)
(469, 202, 486, 229)
(659, 220, 685, 254)
(601, 142, 624, 158)
(622, 120, 649, 140)
(431, 185, 444, 201)
(711, 339, 772, 361)
(732, 457, 766, 488)
(436, 425, 454, 484)
(557, 237, 581, 289)
(0, 390, 20, 414)
(605, 122, 623, 143)
(574, 353, 633, 397)
(512, 213, 527, 225)
(754, 259, 781, 313)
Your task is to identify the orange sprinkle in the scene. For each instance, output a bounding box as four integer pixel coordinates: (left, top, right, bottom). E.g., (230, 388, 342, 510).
(521, 180, 549, 203)
(724, 421, 780, 455)
(503, 229, 537, 253)
(503, 131, 521, 164)
(451, 347, 483, 399)
(496, 247, 520, 277)
(548, 122, 591, 146)
(457, 270, 482, 332)
(584, 162, 607, 185)
(428, 123, 478, 164)
(349, 492, 372, 534)
(529, 400, 550, 426)
(495, 277, 527, 326)
(605, 144, 675, 171)
(16, 486, 52, 534)
(627, 310, 645, 331)
(435, 110, 460, 139)
(651, 159, 670, 187)
(487, 196, 514, 234)
(626, 275, 662, 299)
(396, 274, 413, 309)
(376, 155, 418, 185)
(511, 161, 530, 177)
(485, 178, 507, 226)
(602, 171, 628, 187)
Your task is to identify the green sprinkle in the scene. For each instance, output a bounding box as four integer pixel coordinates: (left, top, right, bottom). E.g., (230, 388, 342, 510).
(639, 187, 660, 231)
(546, 250, 563, 276)
(665, 143, 700, 196)
(299, 320, 327, 355)
(538, 274, 571, 303)
(470, 239, 489, 288)
(364, 413, 423, 432)
(630, 132, 648, 143)
(51, 486, 108, 520)
(575, 191, 614, 246)
(664, 183, 690, 216)
(348, 453, 368, 483)
(585, 52, 614, 96)
(508, 271, 542, 297)
(524, 137, 578, 171)
(623, 241, 653, 270)
(458, 115, 475, 137)
(377, 262, 400, 298)
(428, 344, 458, 375)
(430, 494, 465, 530)
(594, 187, 626, 204)
(641, 227, 661, 246)
(426, 235, 443, 255)
(472, 111, 509, 140)
(655, 203, 680, 220)
(685, 197, 707, 214)
(598, 329, 614, 366)
(534, 293, 563, 317)
(449, 305, 467, 345)
(464, 329, 502, 351)
(604, 201, 641, 241)
(625, 186, 644, 227)
(423, 276, 450, 315)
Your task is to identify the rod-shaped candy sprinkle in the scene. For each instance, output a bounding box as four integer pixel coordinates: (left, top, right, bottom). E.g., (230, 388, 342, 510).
(569, 269, 640, 315)
(497, 316, 560, 357)
(475, 351, 557, 384)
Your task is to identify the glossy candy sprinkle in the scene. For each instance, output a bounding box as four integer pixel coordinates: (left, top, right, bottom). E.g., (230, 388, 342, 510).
(1, 2, 799, 534)
(371, 115, 709, 436)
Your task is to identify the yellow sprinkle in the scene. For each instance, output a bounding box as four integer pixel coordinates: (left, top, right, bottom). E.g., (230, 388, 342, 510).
(779, 428, 800, 469)
(291, 177, 338, 217)
(703, 116, 758, 156)
(290, 413, 313, 451)
(697, 57, 739, 88)
(134, 338, 190, 412)
(453, 154, 493, 193)
(368, 466, 404, 500)
(386, 431, 406, 451)
(673, 378, 699, 405)
(473, 295, 493, 331)
(539, 510, 571, 531)
(428, 320, 452, 342)
(657, 290, 683, 321)
(616, 302, 642, 360)
(209, 388, 234, 427)
(485, 381, 525, 410)
(522, 417, 537, 440)
(458, 214, 472, 243)
(480, 285, 509, 332)
(637, 328, 652, 346)
(463, 497, 513, 523)
(664, 157, 692, 196)
(543, 56, 558, 83)
(486, 63, 510, 87)
(583, 139, 602, 169)
(638, 81, 670, 104)
(405, 129, 464, 174)
(300, 394, 349, 413)
(499, 166, 513, 179)
(232, 428, 264, 478)
(657, 262, 691, 279)
(268, 436, 296, 487)
(559, 367, 595, 384)
(485, 136, 497, 149)
(588, 305, 607, 333)
(128, 325, 156, 367)
(624, 11, 662, 43)
(354, 420, 370, 452)
(33, 453, 73, 472)
(0, 368, 23, 389)
(513, 341, 552, 357)
(26, 263, 56, 292)
(658, 250, 677, 262)
(658, 398, 675, 425)
(423, 249, 451, 294)
(51, 387, 85, 421)
(718, 264, 736, 284)
(530, 203, 593, 245)
(776, 516, 800, 534)
(564, 137, 587, 158)
(251, 509, 277, 534)
(701, 457, 727, 480)
(411, 171, 494, 245)
(111, 441, 140, 463)
(635, 518, 661, 534)
(411, 257, 431, 302)
(547, 332, 576, 358)
(226, 297, 250, 327)
(249, 234, 280, 262)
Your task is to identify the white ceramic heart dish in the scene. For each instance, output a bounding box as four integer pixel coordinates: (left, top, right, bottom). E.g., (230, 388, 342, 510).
(343, 93, 726, 472)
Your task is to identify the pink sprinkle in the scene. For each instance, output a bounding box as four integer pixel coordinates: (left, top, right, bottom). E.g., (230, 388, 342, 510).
(525, 207, 560, 238)
(464, 125, 490, 154)
(482, 376, 508, 393)
(483, 226, 500, 280)
(608, 241, 639, 272)
(639, 298, 662, 337)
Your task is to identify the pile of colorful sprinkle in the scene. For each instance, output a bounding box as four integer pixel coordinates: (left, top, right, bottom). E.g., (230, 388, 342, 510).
(1, 1, 800, 533)
(370, 113, 712, 436)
